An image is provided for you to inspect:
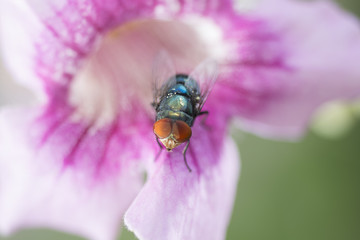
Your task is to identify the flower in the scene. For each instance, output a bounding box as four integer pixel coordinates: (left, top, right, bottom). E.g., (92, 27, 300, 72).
(1, 0, 360, 239)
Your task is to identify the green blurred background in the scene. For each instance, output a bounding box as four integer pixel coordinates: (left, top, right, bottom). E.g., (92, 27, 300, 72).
(1, 0, 360, 239)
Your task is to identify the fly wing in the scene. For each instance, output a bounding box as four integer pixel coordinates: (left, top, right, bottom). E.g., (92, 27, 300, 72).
(188, 59, 218, 113)
(152, 50, 177, 109)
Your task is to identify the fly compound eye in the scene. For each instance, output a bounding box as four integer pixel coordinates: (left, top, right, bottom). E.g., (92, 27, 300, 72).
(153, 118, 172, 139)
(172, 120, 192, 143)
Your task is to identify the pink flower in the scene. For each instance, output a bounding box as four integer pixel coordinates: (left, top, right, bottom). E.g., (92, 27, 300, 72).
(1, 0, 360, 239)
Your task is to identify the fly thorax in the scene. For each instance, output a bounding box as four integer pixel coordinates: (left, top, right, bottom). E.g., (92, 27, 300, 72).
(157, 94, 194, 126)
(156, 110, 194, 126)
(160, 95, 193, 114)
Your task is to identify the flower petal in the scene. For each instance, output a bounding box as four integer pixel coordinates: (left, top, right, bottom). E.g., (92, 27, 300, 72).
(0, 107, 152, 240)
(0, 0, 45, 94)
(216, 0, 360, 139)
(0, 0, 160, 95)
(124, 133, 240, 240)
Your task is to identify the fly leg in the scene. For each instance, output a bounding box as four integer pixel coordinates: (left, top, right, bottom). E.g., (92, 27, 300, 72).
(155, 137, 163, 161)
(183, 140, 192, 172)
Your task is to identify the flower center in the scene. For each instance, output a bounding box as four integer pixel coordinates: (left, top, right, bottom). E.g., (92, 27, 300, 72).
(69, 18, 226, 128)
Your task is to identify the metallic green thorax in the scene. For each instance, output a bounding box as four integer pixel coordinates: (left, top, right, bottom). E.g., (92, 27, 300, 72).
(156, 74, 200, 127)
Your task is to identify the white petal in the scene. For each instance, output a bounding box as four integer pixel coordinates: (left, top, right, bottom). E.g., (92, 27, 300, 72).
(125, 136, 240, 240)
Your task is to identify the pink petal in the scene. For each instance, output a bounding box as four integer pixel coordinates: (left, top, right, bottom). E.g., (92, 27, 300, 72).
(1, 0, 235, 126)
(1, 0, 233, 94)
(0, 107, 152, 240)
(215, 0, 360, 139)
(0, 0, 160, 95)
(0, 1, 45, 93)
(124, 130, 240, 240)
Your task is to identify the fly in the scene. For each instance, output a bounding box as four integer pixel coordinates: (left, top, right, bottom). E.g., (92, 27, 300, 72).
(152, 51, 218, 172)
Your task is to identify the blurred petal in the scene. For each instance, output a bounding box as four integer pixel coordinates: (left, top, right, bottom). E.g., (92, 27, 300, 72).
(68, 19, 224, 126)
(0, 107, 153, 240)
(0, 0, 233, 96)
(0, 0, 160, 96)
(0, 1, 45, 94)
(1, 0, 235, 127)
(216, 0, 360, 139)
(124, 131, 240, 240)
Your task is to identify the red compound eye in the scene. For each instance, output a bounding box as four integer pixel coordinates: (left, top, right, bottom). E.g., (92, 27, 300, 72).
(172, 120, 192, 143)
(153, 118, 172, 139)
